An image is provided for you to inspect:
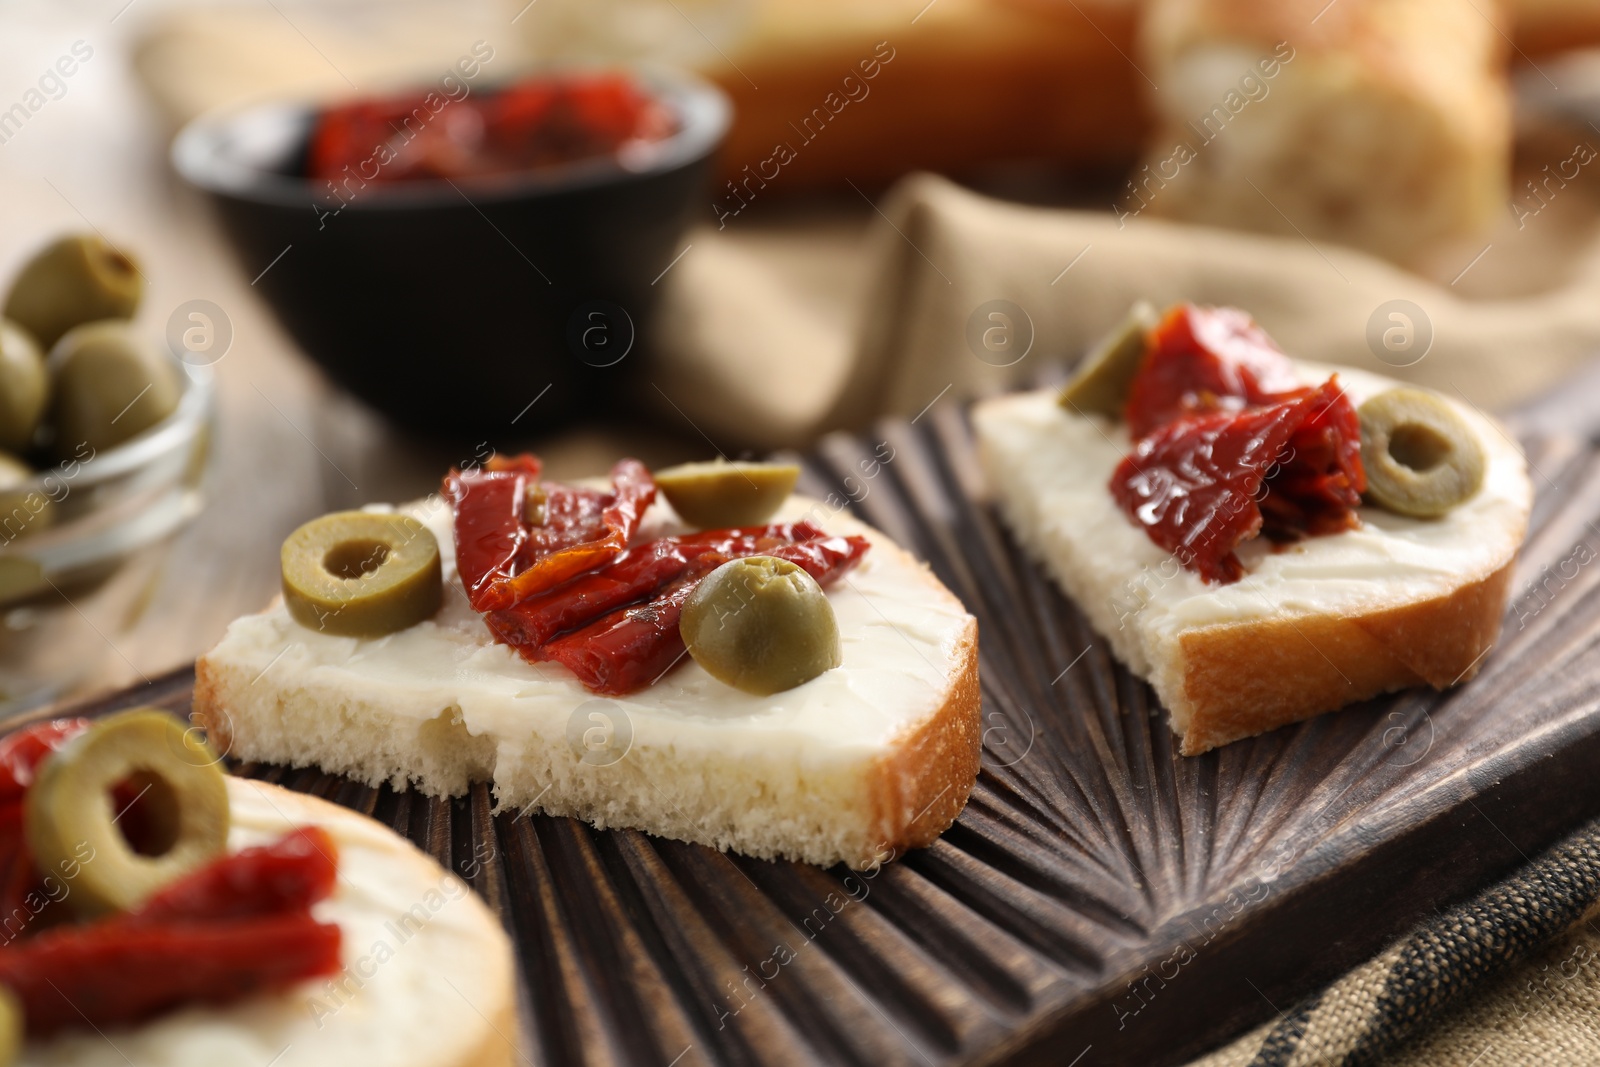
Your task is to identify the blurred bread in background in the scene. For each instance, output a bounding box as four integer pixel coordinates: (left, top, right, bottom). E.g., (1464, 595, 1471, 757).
(136, 0, 1152, 192)
(693, 0, 1148, 191)
(1510, 0, 1600, 53)
(1134, 0, 1511, 267)
(133, 0, 1600, 268)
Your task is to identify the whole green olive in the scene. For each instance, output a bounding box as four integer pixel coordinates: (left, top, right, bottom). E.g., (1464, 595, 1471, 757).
(681, 556, 842, 695)
(282, 511, 443, 637)
(4, 234, 142, 351)
(0, 453, 50, 543)
(1359, 388, 1487, 518)
(49, 320, 181, 455)
(25, 708, 229, 918)
(0, 321, 47, 454)
(1059, 300, 1159, 416)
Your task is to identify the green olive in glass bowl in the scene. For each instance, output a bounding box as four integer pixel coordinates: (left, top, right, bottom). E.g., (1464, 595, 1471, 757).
(48, 320, 182, 457)
(3, 233, 143, 351)
(0, 342, 211, 713)
(681, 556, 842, 695)
(0, 453, 52, 542)
(0, 321, 48, 454)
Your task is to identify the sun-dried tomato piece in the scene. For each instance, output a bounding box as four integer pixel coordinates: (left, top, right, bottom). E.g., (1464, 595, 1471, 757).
(0, 719, 89, 804)
(540, 534, 870, 694)
(1111, 380, 1360, 584)
(305, 72, 677, 184)
(446, 456, 655, 611)
(485, 521, 825, 650)
(1125, 304, 1304, 438)
(132, 827, 339, 925)
(1259, 381, 1365, 539)
(0, 826, 342, 1037)
(0, 912, 341, 1037)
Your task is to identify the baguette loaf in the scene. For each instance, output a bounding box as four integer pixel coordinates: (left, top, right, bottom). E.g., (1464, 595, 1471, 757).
(1509, 0, 1600, 53)
(195, 497, 981, 870)
(699, 0, 1147, 193)
(25, 777, 516, 1067)
(1134, 0, 1512, 267)
(973, 365, 1531, 754)
(134, 0, 1598, 219)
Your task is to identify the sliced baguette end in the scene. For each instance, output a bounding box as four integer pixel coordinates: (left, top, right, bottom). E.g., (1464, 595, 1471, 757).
(1172, 557, 1516, 754)
(974, 377, 1530, 755)
(868, 617, 982, 861)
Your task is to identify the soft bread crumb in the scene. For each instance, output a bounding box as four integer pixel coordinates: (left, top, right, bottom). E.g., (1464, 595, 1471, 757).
(1137, 0, 1510, 266)
(196, 623, 979, 868)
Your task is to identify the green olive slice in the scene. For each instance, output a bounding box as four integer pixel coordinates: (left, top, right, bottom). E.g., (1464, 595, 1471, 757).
(49, 320, 181, 455)
(1059, 300, 1159, 416)
(1358, 388, 1487, 518)
(655, 460, 800, 529)
(3, 234, 143, 351)
(0, 321, 47, 455)
(282, 510, 442, 637)
(681, 556, 841, 695)
(24, 708, 229, 918)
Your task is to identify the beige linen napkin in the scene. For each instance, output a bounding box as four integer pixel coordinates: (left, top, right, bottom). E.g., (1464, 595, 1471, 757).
(652, 171, 1600, 449)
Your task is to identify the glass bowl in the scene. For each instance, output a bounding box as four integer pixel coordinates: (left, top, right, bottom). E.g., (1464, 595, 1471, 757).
(0, 360, 214, 714)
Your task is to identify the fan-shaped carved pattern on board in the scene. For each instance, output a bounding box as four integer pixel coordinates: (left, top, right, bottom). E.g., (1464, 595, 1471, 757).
(40, 403, 1600, 1067)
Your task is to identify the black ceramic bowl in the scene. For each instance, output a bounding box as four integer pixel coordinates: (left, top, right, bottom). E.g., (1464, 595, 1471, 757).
(173, 68, 729, 437)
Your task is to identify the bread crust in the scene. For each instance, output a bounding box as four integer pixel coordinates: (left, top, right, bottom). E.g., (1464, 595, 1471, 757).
(1508, 0, 1600, 53)
(706, 0, 1145, 189)
(866, 618, 982, 862)
(1177, 559, 1516, 754)
(256, 784, 519, 1067)
(197, 608, 983, 872)
(192, 658, 232, 756)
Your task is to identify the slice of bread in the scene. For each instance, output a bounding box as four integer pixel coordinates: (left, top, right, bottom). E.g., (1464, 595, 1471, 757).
(195, 497, 981, 869)
(26, 777, 516, 1067)
(973, 364, 1531, 754)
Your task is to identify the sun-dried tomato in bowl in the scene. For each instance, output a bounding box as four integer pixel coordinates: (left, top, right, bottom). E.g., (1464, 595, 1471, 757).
(306, 71, 679, 185)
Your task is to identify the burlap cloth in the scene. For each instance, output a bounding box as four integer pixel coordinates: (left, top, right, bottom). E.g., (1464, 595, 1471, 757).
(1188, 820, 1600, 1067)
(131, 9, 1600, 1062)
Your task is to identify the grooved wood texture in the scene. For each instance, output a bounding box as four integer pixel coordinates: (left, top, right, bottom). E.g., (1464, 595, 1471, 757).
(30, 403, 1600, 1067)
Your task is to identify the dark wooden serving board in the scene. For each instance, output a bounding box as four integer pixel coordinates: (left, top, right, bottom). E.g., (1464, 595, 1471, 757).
(26, 379, 1600, 1067)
